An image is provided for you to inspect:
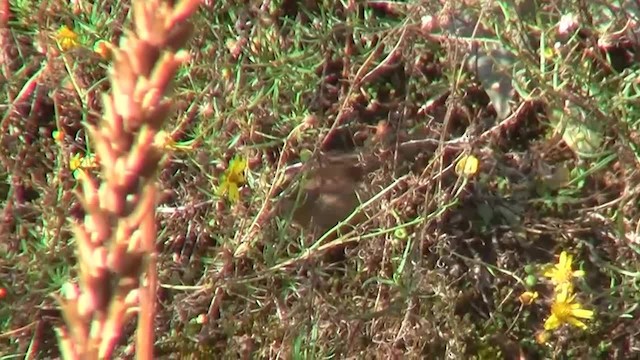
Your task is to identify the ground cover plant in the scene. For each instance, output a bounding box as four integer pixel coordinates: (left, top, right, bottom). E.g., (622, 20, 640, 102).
(2, 0, 640, 358)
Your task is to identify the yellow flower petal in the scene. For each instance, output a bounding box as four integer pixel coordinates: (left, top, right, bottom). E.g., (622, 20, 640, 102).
(559, 251, 569, 267)
(218, 155, 248, 202)
(56, 25, 79, 51)
(566, 317, 588, 330)
(230, 156, 247, 172)
(555, 283, 572, 302)
(228, 183, 239, 203)
(228, 157, 247, 181)
(570, 307, 594, 319)
(544, 314, 561, 330)
(455, 154, 479, 177)
(216, 180, 229, 196)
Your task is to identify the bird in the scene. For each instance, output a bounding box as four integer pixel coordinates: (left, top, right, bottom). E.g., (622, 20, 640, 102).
(279, 154, 372, 236)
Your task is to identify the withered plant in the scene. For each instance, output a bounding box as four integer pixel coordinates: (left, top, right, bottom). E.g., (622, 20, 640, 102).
(54, 0, 199, 358)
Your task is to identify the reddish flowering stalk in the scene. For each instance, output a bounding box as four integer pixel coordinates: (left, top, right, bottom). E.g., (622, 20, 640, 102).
(54, 0, 199, 358)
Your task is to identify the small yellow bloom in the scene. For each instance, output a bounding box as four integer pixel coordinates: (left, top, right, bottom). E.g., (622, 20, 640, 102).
(543, 251, 585, 287)
(69, 153, 99, 179)
(56, 25, 79, 51)
(544, 284, 593, 331)
(69, 153, 84, 171)
(518, 291, 539, 305)
(455, 154, 479, 177)
(217, 155, 248, 202)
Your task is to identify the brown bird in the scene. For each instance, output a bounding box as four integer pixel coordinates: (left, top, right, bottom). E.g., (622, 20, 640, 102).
(279, 156, 372, 236)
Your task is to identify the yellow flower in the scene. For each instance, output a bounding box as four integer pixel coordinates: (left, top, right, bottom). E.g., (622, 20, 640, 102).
(518, 291, 539, 305)
(56, 25, 79, 51)
(543, 251, 585, 287)
(544, 284, 593, 331)
(69, 153, 84, 171)
(455, 154, 479, 177)
(217, 156, 247, 202)
(69, 153, 99, 179)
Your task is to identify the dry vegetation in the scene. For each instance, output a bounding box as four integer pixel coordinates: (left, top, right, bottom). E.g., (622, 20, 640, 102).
(2, 0, 640, 358)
